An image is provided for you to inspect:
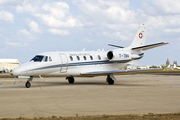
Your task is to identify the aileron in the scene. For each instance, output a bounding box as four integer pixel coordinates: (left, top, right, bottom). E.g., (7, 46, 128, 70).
(81, 68, 165, 76)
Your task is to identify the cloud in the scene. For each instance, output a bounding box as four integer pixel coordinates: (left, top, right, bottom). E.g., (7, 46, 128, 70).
(83, 39, 100, 43)
(34, 14, 83, 28)
(0, 11, 14, 23)
(28, 21, 41, 33)
(6, 42, 28, 47)
(164, 28, 180, 33)
(0, 28, 38, 47)
(16, 1, 41, 13)
(148, 0, 180, 14)
(34, 2, 83, 28)
(25, 19, 41, 33)
(103, 31, 130, 41)
(0, 0, 23, 6)
(17, 29, 37, 41)
(16, 1, 83, 29)
(48, 28, 69, 35)
(73, 0, 136, 30)
(17, 29, 31, 36)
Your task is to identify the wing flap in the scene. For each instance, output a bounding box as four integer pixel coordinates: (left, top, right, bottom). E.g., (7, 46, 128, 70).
(81, 68, 166, 76)
(132, 42, 168, 51)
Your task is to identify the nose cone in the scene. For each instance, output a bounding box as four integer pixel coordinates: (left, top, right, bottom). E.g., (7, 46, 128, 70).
(11, 68, 20, 76)
(11, 67, 25, 76)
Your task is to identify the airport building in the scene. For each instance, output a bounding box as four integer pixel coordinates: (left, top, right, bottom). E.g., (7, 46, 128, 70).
(0, 59, 19, 73)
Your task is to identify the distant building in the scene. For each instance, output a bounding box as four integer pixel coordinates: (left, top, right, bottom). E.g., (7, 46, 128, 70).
(166, 59, 170, 65)
(0, 59, 19, 73)
(173, 61, 177, 65)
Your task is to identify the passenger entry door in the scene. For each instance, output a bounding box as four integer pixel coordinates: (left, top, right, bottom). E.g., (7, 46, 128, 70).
(59, 54, 68, 73)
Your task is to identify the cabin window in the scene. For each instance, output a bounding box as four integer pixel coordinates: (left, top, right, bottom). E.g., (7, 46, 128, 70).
(98, 55, 101, 60)
(42, 56, 48, 62)
(30, 55, 44, 62)
(77, 56, 80, 61)
(83, 56, 87, 60)
(124, 54, 129, 58)
(49, 57, 52, 61)
(90, 55, 93, 60)
(70, 56, 73, 61)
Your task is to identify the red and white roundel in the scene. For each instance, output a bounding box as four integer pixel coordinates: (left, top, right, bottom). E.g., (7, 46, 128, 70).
(139, 33, 143, 39)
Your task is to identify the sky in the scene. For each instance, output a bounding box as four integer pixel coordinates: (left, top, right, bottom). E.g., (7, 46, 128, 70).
(0, 0, 179, 66)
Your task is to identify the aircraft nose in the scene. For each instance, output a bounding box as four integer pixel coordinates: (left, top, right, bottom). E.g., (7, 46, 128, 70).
(11, 67, 22, 76)
(11, 68, 17, 76)
(10, 70, 13, 76)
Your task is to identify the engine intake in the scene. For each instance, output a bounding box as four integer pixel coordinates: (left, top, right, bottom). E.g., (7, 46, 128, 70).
(107, 51, 113, 60)
(107, 51, 131, 61)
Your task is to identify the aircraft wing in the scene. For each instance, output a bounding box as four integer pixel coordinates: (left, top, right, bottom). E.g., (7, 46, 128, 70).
(81, 68, 167, 76)
(132, 42, 168, 51)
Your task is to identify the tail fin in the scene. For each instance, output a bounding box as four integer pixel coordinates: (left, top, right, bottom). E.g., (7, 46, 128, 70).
(130, 25, 147, 48)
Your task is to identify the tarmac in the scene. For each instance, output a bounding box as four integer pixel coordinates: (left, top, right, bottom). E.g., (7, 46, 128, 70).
(0, 74, 180, 118)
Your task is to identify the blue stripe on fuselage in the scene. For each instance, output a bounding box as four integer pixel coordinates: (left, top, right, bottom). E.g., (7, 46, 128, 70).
(138, 53, 144, 56)
(27, 59, 132, 71)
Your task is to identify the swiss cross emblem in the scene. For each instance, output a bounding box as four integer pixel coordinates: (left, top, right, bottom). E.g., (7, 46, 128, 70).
(139, 33, 143, 39)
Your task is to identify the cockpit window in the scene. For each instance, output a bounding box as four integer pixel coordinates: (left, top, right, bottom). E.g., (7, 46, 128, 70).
(49, 57, 52, 61)
(42, 56, 48, 62)
(30, 55, 44, 62)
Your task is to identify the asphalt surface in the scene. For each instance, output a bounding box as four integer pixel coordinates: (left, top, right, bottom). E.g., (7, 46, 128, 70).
(0, 74, 180, 118)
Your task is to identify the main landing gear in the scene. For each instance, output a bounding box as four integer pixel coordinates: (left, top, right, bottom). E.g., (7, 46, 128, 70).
(65, 75, 116, 85)
(25, 76, 33, 88)
(66, 77, 75, 84)
(106, 74, 116, 85)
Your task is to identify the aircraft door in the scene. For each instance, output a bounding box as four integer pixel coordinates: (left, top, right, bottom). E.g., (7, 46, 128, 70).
(59, 54, 68, 73)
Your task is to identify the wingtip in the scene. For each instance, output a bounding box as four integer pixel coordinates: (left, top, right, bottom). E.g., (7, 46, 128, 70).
(162, 42, 169, 44)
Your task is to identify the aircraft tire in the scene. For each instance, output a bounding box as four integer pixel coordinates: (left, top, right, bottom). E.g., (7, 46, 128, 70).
(68, 77, 74, 84)
(25, 81, 31, 88)
(107, 78, 114, 85)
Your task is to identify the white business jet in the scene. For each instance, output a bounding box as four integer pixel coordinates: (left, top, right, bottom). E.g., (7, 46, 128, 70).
(11, 25, 168, 88)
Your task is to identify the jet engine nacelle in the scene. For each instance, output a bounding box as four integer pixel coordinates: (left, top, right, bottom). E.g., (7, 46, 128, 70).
(107, 51, 131, 61)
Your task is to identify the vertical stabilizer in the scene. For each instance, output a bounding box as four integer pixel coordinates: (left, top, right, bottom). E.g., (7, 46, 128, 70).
(130, 25, 147, 48)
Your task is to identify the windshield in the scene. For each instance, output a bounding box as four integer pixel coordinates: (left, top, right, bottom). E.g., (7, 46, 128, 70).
(30, 55, 44, 62)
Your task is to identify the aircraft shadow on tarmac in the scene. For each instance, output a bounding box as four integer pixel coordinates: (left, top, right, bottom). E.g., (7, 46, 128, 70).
(0, 80, 152, 89)
(23, 81, 152, 88)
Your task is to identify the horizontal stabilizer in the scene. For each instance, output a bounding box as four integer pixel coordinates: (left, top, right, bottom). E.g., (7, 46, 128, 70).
(132, 42, 168, 51)
(81, 68, 168, 76)
(108, 44, 124, 48)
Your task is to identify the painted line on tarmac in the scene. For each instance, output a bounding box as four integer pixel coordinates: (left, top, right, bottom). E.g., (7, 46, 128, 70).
(0, 81, 16, 85)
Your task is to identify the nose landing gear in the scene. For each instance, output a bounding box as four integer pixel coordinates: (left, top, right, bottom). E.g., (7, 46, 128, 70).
(25, 81, 31, 88)
(25, 76, 33, 88)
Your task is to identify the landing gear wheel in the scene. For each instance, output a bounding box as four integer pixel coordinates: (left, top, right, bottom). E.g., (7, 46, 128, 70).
(25, 81, 31, 88)
(68, 77, 74, 84)
(107, 78, 114, 85)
